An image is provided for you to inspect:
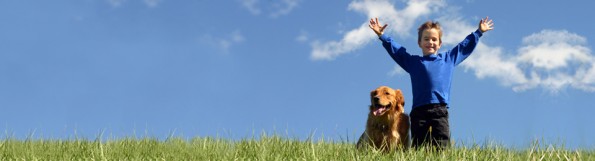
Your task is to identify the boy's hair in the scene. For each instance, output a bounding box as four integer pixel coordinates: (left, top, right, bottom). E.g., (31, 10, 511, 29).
(417, 21, 442, 44)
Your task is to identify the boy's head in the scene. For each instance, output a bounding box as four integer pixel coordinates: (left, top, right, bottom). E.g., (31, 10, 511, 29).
(417, 21, 442, 56)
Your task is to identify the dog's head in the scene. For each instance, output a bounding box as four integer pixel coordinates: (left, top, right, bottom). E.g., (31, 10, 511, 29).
(369, 86, 405, 116)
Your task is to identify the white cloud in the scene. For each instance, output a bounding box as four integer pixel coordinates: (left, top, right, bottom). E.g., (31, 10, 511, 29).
(514, 30, 594, 92)
(239, 0, 301, 18)
(517, 30, 591, 70)
(311, 24, 375, 60)
(108, 0, 126, 7)
(296, 30, 309, 43)
(388, 65, 406, 77)
(461, 42, 533, 90)
(230, 30, 245, 43)
(310, 0, 445, 60)
(144, 0, 162, 8)
(576, 65, 595, 91)
(270, 0, 300, 18)
(106, 0, 162, 8)
(240, 0, 261, 15)
(200, 30, 245, 54)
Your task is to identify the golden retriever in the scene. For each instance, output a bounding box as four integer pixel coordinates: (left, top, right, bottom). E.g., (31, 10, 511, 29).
(356, 86, 410, 151)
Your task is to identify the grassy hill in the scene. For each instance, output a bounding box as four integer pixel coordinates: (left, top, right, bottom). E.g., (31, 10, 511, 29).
(1, 134, 593, 160)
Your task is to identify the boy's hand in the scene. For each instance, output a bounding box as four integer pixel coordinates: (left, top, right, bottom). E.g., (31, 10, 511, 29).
(369, 17, 388, 36)
(479, 16, 494, 33)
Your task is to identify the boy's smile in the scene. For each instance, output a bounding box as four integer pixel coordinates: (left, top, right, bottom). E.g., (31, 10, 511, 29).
(419, 28, 442, 56)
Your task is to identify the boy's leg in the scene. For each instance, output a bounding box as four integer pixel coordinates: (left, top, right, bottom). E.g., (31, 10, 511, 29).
(410, 104, 450, 149)
(410, 106, 429, 149)
(429, 105, 450, 149)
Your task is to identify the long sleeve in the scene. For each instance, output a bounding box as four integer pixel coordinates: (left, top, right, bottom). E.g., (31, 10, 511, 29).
(379, 34, 413, 73)
(446, 29, 483, 66)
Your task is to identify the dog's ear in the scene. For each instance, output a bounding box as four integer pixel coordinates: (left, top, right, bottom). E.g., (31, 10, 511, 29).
(394, 89, 405, 107)
(369, 89, 377, 111)
(370, 89, 377, 104)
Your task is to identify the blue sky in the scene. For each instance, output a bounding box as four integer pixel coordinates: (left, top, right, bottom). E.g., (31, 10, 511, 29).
(1, 0, 594, 148)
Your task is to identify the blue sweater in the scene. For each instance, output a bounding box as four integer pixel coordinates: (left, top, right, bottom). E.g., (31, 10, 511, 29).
(379, 29, 483, 109)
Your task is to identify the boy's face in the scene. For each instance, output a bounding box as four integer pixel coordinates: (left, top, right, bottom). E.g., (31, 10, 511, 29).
(418, 28, 442, 56)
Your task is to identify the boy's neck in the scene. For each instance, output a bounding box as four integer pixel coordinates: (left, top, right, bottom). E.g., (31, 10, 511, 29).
(423, 52, 437, 56)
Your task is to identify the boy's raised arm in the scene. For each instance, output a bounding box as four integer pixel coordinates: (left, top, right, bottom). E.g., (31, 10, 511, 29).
(369, 17, 388, 36)
(448, 16, 494, 66)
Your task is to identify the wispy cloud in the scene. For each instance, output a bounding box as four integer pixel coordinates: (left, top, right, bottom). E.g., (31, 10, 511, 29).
(310, 0, 445, 60)
(239, 0, 301, 18)
(106, 0, 162, 8)
(200, 30, 245, 54)
(240, 0, 261, 15)
(144, 0, 162, 8)
(270, 0, 300, 18)
(295, 30, 310, 43)
(107, 0, 126, 8)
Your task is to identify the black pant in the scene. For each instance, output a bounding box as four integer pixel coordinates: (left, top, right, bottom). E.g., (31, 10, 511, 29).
(410, 103, 450, 149)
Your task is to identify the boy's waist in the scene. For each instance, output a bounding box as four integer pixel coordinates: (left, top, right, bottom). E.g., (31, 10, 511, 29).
(413, 103, 448, 110)
(410, 103, 449, 118)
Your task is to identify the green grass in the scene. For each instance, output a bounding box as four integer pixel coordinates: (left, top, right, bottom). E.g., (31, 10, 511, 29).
(1, 134, 594, 160)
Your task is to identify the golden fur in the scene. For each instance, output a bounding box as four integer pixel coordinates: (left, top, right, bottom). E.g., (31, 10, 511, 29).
(356, 86, 410, 151)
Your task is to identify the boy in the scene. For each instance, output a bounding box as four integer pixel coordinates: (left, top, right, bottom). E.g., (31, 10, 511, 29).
(368, 17, 494, 149)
